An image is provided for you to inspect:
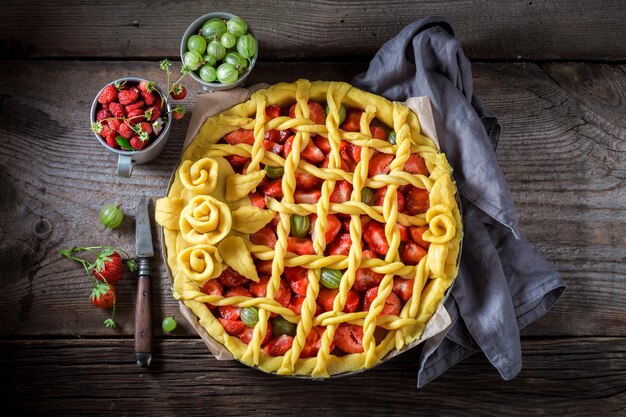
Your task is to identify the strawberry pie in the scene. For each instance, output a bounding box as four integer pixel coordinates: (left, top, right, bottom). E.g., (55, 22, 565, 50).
(156, 80, 462, 377)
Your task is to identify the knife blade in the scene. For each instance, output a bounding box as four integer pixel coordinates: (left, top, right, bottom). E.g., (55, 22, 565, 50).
(134, 195, 153, 367)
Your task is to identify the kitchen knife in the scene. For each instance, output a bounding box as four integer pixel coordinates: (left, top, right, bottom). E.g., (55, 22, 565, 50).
(134, 195, 153, 367)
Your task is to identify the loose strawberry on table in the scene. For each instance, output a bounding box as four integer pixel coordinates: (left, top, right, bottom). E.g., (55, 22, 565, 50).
(59, 245, 137, 328)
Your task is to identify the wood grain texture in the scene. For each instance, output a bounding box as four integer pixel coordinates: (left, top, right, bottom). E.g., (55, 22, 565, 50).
(1, 0, 626, 61)
(1, 337, 625, 416)
(0, 61, 624, 339)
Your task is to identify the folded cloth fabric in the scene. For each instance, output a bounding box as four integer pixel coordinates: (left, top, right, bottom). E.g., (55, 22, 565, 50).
(353, 16, 566, 387)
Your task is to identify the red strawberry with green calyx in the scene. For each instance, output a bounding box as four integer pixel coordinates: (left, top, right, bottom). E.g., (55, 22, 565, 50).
(93, 249, 123, 283)
(91, 282, 116, 309)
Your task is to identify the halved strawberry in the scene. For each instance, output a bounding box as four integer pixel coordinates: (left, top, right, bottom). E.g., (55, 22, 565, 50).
(289, 296, 322, 316)
(363, 221, 389, 256)
(317, 288, 360, 313)
(263, 139, 283, 155)
(409, 225, 430, 249)
(287, 237, 315, 255)
(314, 136, 332, 154)
(224, 129, 255, 146)
(392, 277, 413, 302)
(218, 318, 246, 336)
(261, 179, 284, 199)
(289, 101, 326, 125)
(405, 186, 430, 215)
(363, 221, 389, 255)
(310, 213, 342, 245)
(294, 173, 322, 190)
(321, 156, 350, 171)
(283, 135, 294, 157)
(401, 241, 427, 266)
(225, 155, 250, 171)
(329, 180, 352, 203)
(219, 267, 248, 288)
(284, 266, 308, 282)
(405, 154, 429, 175)
(301, 140, 325, 164)
(264, 335, 293, 356)
(200, 279, 223, 297)
(289, 277, 308, 296)
(239, 322, 272, 345)
(353, 250, 383, 291)
(368, 153, 394, 176)
(225, 286, 252, 298)
(300, 326, 333, 358)
(370, 126, 387, 140)
(275, 279, 292, 307)
(265, 105, 281, 119)
(294, 189, 321, 204)
(334, 324, 364, 354)
(345, 142, 362, 163)
(219, 305, 241, 320)
(248, 192, 266, 209)
(374, 186, 405, 212)
(264, 129, 290, 143)
(363, 287, 401, 316)
(250, 226, 278, 248)
(255, 260, 274, 276)
(342, 109, 363, 132)
(250, 276, 270, 297)
(326, 233, 352, 256)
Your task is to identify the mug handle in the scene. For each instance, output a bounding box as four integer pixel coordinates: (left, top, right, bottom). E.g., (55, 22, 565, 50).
(117, 154, 134, 177)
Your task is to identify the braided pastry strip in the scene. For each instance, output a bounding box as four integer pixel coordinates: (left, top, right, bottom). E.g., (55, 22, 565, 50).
(278, 80, 321, 374)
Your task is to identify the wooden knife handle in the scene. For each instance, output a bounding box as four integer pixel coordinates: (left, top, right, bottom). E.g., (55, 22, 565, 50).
(134, 257, 152, 367)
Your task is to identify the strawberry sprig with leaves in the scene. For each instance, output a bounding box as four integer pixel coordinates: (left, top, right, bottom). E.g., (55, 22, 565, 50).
(59, 246, 138, 328)
(159, 59, 189, 119)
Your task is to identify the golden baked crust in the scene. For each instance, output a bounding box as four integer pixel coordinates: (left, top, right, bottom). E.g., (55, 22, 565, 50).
(156, 79, 462, 377)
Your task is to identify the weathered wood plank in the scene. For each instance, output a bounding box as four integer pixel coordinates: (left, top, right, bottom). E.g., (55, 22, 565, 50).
(1, 0, 626, 61)
(0, 61, 624, 338)
(1, 337, 625, 416)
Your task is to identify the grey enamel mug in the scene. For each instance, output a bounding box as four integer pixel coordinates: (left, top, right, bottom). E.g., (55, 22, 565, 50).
(90, 76, 173, 177)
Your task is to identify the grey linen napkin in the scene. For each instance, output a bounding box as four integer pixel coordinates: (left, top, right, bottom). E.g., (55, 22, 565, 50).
(352, 17, 566, 387)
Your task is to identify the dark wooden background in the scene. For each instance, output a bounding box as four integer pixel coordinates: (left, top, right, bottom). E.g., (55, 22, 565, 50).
(1, 1, 625, 415)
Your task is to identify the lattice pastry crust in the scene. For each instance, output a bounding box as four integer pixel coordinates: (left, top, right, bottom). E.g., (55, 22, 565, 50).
(156, 80, 462, 377)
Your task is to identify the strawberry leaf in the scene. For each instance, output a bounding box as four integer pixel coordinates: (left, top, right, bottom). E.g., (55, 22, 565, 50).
(114, 80, 127, 90)
(104, 318, 116, 328)
(138, 131, 149, 142)
(144, 108, 153, 120)
(126, 259, 138, 272)
(58, 249, 71, 258)
(116, 136, 133, 151)
(144, 80, 154, 93)
(174, 106, 186, 116)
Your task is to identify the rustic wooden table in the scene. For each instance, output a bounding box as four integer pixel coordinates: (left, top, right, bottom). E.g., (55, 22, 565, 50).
(1, 1, 625, 415)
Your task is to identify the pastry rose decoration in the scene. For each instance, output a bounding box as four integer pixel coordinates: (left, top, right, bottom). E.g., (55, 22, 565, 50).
(179, 158, 218, 195)
(177, 244, 223, 285)
(179, 195, 232, 245)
